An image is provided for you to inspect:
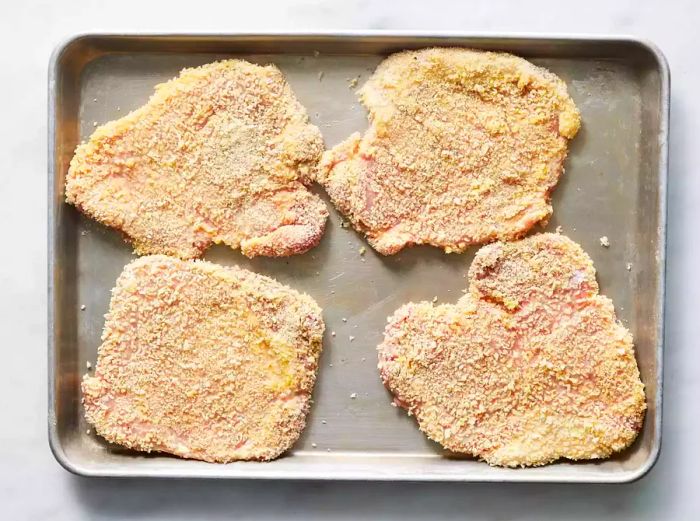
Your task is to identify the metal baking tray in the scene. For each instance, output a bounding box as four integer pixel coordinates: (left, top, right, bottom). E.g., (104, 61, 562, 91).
(48, 32, 668, 482)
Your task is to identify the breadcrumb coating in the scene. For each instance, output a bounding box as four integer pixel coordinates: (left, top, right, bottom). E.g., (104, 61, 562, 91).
(66, 60, 328, 259)
(82, 256, 324, 462)
(318, 48, 581, 255)
(378, 233, 645, 467)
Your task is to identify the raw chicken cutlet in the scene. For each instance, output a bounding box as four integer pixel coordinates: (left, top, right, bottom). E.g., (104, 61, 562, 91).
(378, 233, 645, 467)
(82, 256, 324, 463)
(66, 59, 328, 259)
(318, 48, 581, 255)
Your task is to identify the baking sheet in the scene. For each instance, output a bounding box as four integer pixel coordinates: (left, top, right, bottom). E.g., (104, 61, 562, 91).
(48, 33, 668, 482)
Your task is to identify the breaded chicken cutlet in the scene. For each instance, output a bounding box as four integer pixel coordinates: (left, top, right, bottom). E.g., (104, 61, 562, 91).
(378, 233, 645, 467)
(82, 256, 324, 462)
(66, 60, 327, 259)
(318, 48, 581, 255)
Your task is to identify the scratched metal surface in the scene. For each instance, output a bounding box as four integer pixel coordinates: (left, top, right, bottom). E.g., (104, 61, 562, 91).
(48, 34, 668, 481)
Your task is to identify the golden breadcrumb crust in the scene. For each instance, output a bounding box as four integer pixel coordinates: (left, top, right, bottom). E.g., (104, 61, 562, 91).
(66, 60, 328, 259)
(82, 256, 324, 462)
(318, 48, 581, 255)
(378, 233, 645, 467)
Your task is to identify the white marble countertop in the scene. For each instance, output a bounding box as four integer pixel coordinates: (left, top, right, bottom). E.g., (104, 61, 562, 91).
(2, 0, 697, 519)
